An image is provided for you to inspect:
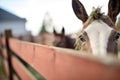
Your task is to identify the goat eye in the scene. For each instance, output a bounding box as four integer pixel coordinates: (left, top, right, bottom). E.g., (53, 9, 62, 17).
(114, 33, 120, 41)
(79, 35, 86, 42)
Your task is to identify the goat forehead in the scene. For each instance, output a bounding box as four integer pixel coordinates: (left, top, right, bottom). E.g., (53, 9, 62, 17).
(84, 20, 113, 55)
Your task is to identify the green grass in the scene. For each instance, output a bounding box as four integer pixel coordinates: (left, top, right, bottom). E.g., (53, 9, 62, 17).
(0, 58, 6, 80)
(118, 47, 120, 52)
(27, 65, 46, 80)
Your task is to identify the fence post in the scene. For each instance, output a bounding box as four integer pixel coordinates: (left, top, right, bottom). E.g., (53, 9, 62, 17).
(5, 30, 13, 80)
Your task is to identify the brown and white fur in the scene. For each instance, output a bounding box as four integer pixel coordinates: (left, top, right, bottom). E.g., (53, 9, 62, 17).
(72, 0, 120, 56)
(53, 27, 75, 49)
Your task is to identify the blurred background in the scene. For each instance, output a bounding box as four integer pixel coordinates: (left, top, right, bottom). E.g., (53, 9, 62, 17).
(0, 0, 120, 45)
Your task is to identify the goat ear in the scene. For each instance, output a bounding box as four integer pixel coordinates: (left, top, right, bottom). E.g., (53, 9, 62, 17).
(61, 27, 65, 36)
(72, 0, 88, 22)
(108, 0, 120, 23)
(53, 28, 57, 35)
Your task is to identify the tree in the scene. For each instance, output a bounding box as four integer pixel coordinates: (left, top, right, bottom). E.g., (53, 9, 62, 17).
(39, 12, 53, 34)
(39, 23, 48, 34)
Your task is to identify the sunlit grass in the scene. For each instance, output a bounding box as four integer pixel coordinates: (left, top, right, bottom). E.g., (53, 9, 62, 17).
(0, 57, 6, 80)
(27, 65, 46, 80)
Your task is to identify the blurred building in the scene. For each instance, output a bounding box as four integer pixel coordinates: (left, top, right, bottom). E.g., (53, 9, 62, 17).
(0, 8, 28, 36)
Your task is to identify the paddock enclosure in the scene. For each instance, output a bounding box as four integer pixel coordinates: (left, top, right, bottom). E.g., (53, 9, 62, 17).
(0, 30, 120, 80)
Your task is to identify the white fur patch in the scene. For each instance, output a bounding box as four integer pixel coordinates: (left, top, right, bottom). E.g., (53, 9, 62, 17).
(85, 20, 113, 56)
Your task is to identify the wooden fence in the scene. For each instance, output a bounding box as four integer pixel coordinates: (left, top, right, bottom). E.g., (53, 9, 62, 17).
(0, 30, 120, 80)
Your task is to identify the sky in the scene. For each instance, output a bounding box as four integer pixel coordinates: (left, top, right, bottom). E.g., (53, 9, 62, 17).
(0, 0, 113, 35)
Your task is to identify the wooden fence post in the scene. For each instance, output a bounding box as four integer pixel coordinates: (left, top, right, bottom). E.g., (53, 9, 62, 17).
(5, 30, 13, 80)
